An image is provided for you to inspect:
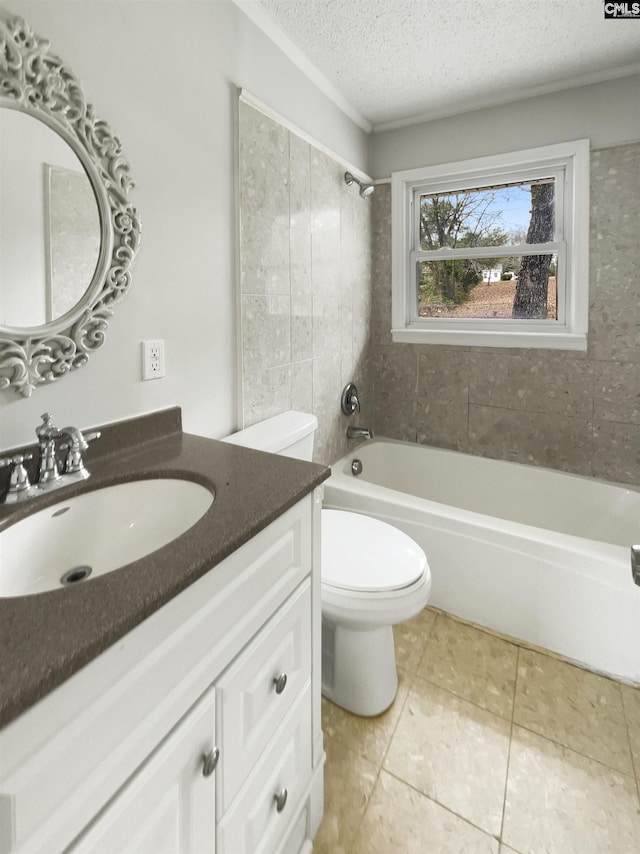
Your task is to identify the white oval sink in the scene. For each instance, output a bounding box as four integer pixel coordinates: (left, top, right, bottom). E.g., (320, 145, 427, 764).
(0, 479, 214, 597)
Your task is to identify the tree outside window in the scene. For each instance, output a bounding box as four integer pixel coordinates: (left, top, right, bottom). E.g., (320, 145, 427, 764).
(392, 141, 589, 350)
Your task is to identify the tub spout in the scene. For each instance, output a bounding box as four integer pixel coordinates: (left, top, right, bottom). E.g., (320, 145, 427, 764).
(347, 426, 373, 440)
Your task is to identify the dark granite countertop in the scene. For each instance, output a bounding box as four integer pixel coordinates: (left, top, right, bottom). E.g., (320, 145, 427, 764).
(0, 408, 329, 729)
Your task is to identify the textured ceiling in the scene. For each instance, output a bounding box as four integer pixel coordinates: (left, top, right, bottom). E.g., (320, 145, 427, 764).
(253, 0, 640, 129)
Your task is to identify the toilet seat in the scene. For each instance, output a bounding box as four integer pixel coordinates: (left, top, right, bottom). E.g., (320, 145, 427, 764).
(321, 509, 426, 593)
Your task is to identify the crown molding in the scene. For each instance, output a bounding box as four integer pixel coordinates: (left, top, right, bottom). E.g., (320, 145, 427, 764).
(372, 63, 640, 133)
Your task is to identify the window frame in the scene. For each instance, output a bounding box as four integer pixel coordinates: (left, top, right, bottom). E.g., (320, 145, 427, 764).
(391, 140, 590, 350)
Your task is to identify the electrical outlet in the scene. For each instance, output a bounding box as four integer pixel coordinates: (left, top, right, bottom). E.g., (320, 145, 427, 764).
(142, 339, 165, 380)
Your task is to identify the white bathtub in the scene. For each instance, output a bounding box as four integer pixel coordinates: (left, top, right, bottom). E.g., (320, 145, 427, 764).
(324, 438, 640, 683)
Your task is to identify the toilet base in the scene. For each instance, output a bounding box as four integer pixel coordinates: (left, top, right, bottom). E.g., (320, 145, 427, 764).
(321, 619, 398, 716)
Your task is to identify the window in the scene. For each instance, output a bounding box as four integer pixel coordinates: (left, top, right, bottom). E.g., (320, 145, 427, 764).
(391, 140, 589, 349)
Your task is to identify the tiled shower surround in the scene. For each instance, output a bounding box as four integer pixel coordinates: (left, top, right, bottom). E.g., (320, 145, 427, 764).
(240, 111, 640, 483)
(239, 101, 373, 465)
(372, 142, 640, 485)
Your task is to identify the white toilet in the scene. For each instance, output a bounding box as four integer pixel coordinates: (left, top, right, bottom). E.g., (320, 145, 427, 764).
(224, 411, 431, 716)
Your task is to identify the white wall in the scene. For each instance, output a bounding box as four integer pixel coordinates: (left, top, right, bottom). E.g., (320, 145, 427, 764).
(0, 0, 368, 449)
(371, 74, 640, 178)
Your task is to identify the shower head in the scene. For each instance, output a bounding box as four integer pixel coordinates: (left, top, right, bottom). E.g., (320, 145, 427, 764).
(344, 171, 375, 199)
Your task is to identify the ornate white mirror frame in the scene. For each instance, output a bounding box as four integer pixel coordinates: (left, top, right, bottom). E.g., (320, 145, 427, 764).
(0, 9, 141, 397)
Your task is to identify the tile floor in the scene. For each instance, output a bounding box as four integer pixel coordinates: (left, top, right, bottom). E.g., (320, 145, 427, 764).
(314, 607, 640, 854)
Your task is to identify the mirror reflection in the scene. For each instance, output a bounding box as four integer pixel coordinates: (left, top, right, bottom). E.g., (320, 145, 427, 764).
(0, 109, 101, 329)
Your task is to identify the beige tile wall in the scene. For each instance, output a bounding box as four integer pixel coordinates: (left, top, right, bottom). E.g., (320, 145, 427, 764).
(371, 142, 640, 484)
(240, 118, 639, 481)
(239, 102, 374, 465)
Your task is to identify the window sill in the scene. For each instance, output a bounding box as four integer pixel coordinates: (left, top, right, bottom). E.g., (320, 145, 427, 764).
(391, 328, 587, 350)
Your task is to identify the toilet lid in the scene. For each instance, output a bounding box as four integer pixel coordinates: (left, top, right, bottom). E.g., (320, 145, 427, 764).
(321, 509, 427, 593)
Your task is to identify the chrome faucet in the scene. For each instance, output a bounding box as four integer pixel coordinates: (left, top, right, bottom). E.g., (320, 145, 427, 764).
(347, 426, 374, 441)
(37, 413, 101, 482)
(35, 412, 62, 486)
(0, 413, 101, 503)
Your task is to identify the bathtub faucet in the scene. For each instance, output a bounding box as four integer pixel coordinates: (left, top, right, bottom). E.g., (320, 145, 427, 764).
(347, 426, 373, 440)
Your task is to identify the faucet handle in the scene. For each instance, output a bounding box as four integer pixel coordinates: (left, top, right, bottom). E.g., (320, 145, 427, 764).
(341, 382, 361, 416)
(60, 429, 101, 453)
(0, 453, 34, 503)
(0, 452, 33, 468)
(60, 430, 101, 478)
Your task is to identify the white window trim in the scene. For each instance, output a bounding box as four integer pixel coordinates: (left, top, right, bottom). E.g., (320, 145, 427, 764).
(391, 140, 590, 350)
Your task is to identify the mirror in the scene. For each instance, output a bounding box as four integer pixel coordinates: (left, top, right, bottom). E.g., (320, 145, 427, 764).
(0, 10, 141, 396)
(0, 109, 101, 327)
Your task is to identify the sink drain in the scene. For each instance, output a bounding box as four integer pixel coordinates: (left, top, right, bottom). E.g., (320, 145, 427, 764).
(60, 566, 93, 586)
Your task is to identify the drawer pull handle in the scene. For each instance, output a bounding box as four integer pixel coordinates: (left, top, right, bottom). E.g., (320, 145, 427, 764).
(273, 673, 288, 694)
(202, 747, 220, 778)
(274, 787, 288, 813)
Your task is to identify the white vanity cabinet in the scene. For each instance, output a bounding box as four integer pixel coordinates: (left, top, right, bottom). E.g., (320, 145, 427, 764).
(0, 490, 325, 854)
(68, 687, 218, 853)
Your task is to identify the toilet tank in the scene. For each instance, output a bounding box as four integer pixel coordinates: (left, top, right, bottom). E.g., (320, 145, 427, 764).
(222, 411, 317, 461)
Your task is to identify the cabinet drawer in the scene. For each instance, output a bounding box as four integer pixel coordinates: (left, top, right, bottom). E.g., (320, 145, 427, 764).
(217, 580, 311, 810)
(217, 685, 311, 854)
